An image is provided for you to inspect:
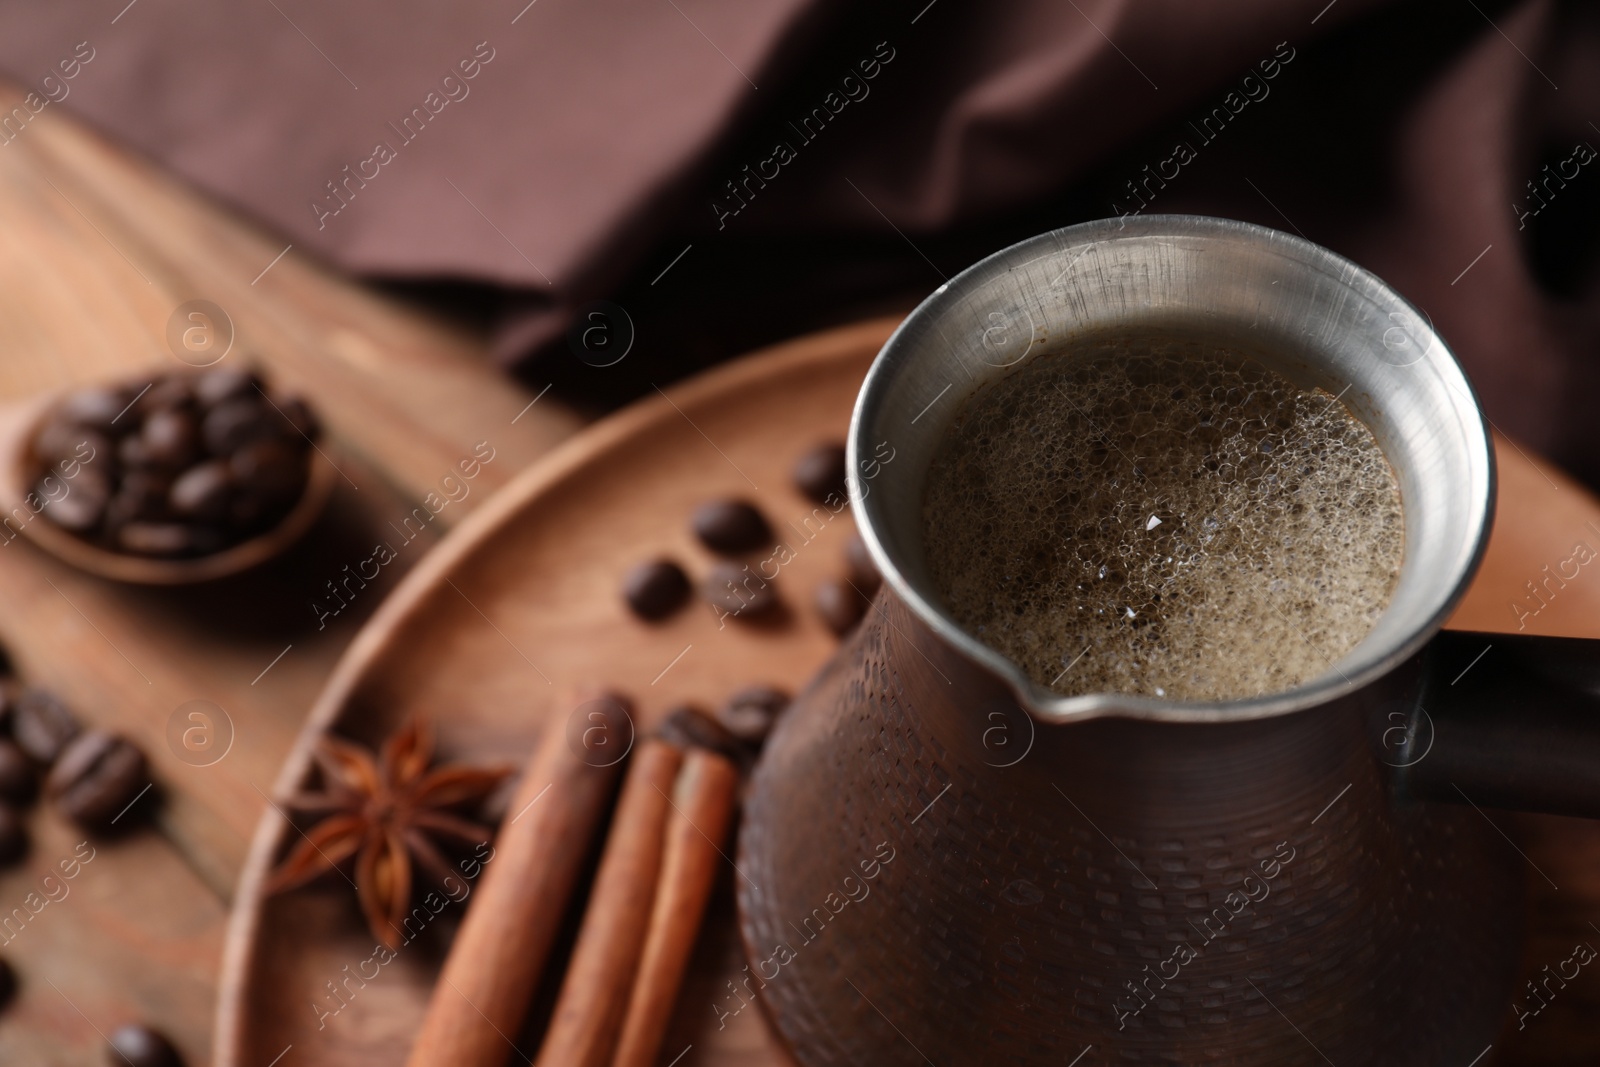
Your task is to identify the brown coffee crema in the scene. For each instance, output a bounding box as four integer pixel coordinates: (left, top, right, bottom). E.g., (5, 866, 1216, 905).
(920, 337, 1403, 701)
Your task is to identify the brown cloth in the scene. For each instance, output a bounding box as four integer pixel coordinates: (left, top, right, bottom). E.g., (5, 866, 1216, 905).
(2, 1, 1598, 482)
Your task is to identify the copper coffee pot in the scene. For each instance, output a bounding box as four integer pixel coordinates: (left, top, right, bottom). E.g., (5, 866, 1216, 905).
(738, 217, 1600, 1065)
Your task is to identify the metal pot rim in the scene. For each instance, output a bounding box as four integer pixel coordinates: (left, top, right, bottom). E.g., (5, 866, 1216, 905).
(847, 214, 1494, 724)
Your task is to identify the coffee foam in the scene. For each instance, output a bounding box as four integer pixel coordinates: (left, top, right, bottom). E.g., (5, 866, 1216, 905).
(920, 337, 1404, 702)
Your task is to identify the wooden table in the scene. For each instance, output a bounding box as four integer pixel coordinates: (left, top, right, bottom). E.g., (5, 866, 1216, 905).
(0, 81, 1597, 1065)
(0, 80, 582, 1064)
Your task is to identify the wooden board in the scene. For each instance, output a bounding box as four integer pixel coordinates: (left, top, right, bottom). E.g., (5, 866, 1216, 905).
(217, 314, 1600, 1066)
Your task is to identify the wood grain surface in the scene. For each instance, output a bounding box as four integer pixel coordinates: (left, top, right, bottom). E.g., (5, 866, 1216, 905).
(0, 76, 579, 1065)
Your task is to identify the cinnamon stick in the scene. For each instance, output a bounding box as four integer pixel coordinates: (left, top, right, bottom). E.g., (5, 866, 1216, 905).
(611, 747, 740, 1067)
(405, 694, 632, 1067)
(534, 736, 685, 1067)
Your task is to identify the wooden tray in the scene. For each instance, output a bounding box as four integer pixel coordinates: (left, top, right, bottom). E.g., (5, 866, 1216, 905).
(214, 315, 1600, 1066)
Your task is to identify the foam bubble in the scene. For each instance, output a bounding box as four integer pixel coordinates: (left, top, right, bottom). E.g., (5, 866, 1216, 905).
(920, 337, 1403, 702)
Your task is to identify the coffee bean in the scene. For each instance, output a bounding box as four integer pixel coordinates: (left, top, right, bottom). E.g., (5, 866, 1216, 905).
(136, 377, 195, 416)
(658, 705, 745, 760)
(202, 398, 278, 455)
(108, 470, 175, 525)
(0, 957, 16, 1009)
(792, 442, 848, 504)
(691, 500, 771, 554)
(118, 432, 158, 471)
(229, 440, 305, 501)
(717, 684, 788, 746)
(194, 366, 260, 407)
(276, 395, 320, 440)
(141, 409, 200, 468)
(701, 562, 777, 618)
(34, 418, 109, 469)
(106, 1024, 183, 1067)
(0, 805, 27, 868)
(0, 742, 38, 805)
(47, 731, 151, 832)
(71, 430, 115, 473)
(843, 531, 881, 595)
(169, 461, 233, 520)
(622, 559, 690, 621)
(13, 689, 80, 764)
(41, 467, 110, 532)
(57, 387, 129, 432)
(41, 487, 103, 533)
(814, 576, 868, 636)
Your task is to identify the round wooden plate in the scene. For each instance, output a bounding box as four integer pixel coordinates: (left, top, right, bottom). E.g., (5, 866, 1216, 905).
(214, 315, 1600, 1067)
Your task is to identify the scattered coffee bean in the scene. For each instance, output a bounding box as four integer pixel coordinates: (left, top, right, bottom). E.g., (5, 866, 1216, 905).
(701, 562, 777, 619)
(34, 370, 319, 558)
(0, 805, 27, 867)
(814, 576, 869, 636)
(194, 366, 259, 407)
(168, 461, 233, 520)
(843, 531, 881, 595)
(717, 684, 788, 747)
(0, 742, 38, 805)
(107, 470, 175, 527)
(201, 397, 278, 455)
(106, 1023, 183, 1067)
(691, 500, 771, 555)
(13, 689, 80, 764)
(0, 957, 16, 1009)
(57, 387, 127, 431)
(229, 439, 305, 501)
(119, 432, 158, 470)
(40, 467, 110, 532)
(792, 441, 848, 504)
(47, 731, 151, 832)
(658, 705, 744, 761)
(70, 429, 115, 469)
(33, 418, 106, 468)
(277, 395, 320, 439)
(136, 377, 194, 417)
(622, 559, 691, 621)
(140, 409, 200, 468)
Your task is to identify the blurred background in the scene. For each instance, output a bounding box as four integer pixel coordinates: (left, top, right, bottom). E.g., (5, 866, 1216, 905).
(3, 0, 1597, 479)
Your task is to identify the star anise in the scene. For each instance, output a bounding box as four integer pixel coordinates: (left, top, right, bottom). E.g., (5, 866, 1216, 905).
(265, 715, 511, 948)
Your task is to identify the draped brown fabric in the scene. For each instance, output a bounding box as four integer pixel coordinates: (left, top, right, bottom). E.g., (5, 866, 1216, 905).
(2, 0, 1597, 481)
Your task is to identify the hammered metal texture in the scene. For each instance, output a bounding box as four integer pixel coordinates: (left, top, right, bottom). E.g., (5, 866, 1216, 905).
(738, 593, 1521, 1066)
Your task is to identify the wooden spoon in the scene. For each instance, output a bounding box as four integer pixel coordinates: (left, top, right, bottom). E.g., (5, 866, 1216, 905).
(0, 388, 336, 585)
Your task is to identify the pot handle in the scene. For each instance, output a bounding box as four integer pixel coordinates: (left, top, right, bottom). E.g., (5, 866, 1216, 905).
(1398, 630, 1600, 817)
